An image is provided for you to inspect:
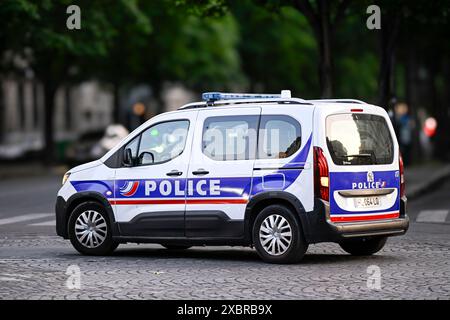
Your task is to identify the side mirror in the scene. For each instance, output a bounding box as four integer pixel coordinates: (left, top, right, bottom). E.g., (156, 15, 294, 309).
(123, 148, 134, 167)
(138, 151, 155, 165)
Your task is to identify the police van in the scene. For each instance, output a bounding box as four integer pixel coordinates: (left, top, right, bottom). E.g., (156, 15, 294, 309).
(56, 90, 409, 264)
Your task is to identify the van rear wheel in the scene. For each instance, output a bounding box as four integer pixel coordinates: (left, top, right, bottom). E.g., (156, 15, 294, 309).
(68, 202, 118, 256)
(253, 204, 308, 264)
(339, 237, 387, 256)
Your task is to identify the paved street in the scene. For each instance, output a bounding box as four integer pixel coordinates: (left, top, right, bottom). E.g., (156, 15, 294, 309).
(0, 175, 450, 299)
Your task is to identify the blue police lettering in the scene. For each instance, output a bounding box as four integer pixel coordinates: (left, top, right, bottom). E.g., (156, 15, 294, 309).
(352, 181, 382, 189)
(197, 180, 207, 196)
(160, 180, 171, 196)
(210, 180, 220, 195)
(144, 179, 221, 196)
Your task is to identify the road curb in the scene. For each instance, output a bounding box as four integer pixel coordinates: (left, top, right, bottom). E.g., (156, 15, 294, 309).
(407, 165, 450, 201)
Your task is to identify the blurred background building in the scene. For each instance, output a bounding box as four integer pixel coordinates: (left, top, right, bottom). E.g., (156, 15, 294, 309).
(0, 76, 194, 163)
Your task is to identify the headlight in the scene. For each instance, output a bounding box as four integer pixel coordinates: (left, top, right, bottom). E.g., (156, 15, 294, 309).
(62, 172, 71, 185)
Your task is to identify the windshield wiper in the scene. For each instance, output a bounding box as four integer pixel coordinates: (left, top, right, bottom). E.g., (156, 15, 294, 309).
(339, 153, 377, 164)
(340, 154, 372, 158)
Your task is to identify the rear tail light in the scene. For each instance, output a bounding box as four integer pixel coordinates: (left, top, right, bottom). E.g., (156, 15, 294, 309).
(314, 146, 329, 201)
(399, 154, 405, 197)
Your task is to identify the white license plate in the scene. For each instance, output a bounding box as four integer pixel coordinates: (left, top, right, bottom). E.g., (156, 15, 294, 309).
(354, 196, 381, 208)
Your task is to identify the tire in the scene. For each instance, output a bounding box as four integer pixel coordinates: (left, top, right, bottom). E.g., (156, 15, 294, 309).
(339, 237, 387, 256)
(161, 244, 192, 250)
(68, 201, 118, 255)
(252, 204, 308, 264)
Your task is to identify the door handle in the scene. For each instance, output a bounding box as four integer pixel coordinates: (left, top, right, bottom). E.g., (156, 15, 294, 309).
(192, 169, 209, 176)
(166, 170, 183, 177)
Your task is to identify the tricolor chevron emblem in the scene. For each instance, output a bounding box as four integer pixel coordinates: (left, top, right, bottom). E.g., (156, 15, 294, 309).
(119, 181, 140, 197)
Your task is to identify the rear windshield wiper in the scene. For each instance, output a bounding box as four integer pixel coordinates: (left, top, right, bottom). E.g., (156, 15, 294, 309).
(340, 154, 372, 158)
(338, 153, 377, 164)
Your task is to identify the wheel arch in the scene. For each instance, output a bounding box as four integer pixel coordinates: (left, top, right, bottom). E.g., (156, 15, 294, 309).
(244, 191, 309, 244)
(61, 192, 118, 238)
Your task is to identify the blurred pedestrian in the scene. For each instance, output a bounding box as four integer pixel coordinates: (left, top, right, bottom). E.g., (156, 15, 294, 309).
(394, 102, 412, 165)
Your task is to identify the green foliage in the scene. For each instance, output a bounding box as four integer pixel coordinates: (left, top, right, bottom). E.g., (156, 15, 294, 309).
(333, 10, 379, 101)
(138, 0, 245, 92)
(0, 0, 152, 81)
(174, 0, 227, 17)
(230, 1, 319, 97)
(1, 0, 450, 101)
(158, 14, 244, 90)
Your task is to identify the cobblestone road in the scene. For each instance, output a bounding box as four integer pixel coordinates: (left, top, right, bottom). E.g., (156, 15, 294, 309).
(1, 223, 449, 300)
(1, 176, 450, 300)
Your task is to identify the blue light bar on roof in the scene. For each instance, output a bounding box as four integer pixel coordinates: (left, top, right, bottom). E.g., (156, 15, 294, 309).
(202, 91, 291, 102)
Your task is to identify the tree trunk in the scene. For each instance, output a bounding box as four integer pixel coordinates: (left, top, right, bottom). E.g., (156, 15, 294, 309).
(405, 48, 421, 164)
(112, 82, 121, 124)
(378, 36, 392, 109)
(441, 60, 450, 161)
(18, 79, 25, 130)
(432, 60, 449, 161)
(377, 11, 400, 109)
(0, 77, 4, 143)
(295, 0, 338, 99)
(43, 81, 57, 165)
(152, 81, 165, 115)
(32, 80, 40, 130)
(317, 0, 333, 98)
(64, 85, 72, 131)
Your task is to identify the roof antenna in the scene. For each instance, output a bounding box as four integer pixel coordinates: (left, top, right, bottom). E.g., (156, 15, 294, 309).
(281, 90, 291, 99)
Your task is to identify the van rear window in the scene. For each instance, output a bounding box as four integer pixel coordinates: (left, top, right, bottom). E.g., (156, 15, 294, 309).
(326, 114, 394, 165)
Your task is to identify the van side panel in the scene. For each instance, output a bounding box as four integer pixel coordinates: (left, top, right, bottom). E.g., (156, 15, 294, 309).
(252, 105, 315, 212)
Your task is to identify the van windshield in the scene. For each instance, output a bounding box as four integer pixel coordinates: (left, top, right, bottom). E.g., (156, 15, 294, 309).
(326, 113, 394, 165)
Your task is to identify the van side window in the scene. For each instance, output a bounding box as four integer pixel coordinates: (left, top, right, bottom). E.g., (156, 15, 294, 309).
(258, 115, 302, 159)
(125, 135, 140, 159)
(136, 120, 189, 165)
(202, 116, 258, 161)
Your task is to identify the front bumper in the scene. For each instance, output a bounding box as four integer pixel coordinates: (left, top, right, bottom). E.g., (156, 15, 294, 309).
(304, 196, 409, 243)
(55, 196, 69, 239)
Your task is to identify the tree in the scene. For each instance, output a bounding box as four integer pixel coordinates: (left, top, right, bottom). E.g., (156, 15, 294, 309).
(86, 1, 151, 124)
(229, 0, 319, 97)
(0, 0, 37, 142)
(181, 0, 351, 98)
(0, 0, 150, 163)
(138, 0, 245, 112)
(396, 0, 450, 161)
(289, 0, 351, 98)
(367, 0, 403, 109)
(229, 0, 351, 98)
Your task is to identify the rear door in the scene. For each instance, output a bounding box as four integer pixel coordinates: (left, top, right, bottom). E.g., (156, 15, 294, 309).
(252, 105, 315, 212)
(324, 110, 401, 223)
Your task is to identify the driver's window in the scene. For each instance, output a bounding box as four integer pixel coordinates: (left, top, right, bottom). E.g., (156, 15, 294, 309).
(137, 120, 189, 165)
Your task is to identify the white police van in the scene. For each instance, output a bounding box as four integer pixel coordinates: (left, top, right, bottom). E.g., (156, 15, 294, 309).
(56, 90, 409, 264)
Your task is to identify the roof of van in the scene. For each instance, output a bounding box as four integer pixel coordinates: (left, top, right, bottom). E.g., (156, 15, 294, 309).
(177, 97, 376, 111)
(174, 90, 380, 111)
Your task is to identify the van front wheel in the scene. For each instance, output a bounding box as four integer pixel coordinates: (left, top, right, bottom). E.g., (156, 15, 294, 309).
(339, 237, 387, 256)
(253, 204, 308, 264)
(68, 202, 118, 256)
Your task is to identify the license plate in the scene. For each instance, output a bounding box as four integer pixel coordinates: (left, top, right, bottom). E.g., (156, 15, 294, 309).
(354, 196, 380, 208)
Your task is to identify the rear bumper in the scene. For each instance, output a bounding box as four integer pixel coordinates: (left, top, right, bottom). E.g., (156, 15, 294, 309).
(328, 216, 409, 238)
(304, 196, 409, 243)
